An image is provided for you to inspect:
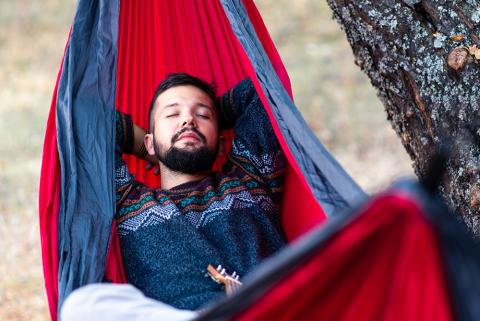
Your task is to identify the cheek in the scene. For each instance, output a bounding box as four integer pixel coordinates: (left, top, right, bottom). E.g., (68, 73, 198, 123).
(204, 124, 219, 148)
(154, 122, 176, 146)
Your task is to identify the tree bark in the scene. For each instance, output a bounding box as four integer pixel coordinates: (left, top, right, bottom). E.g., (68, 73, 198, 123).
(326, 0, 480, 230)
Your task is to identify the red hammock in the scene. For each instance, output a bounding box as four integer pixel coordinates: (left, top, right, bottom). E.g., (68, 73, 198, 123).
(40, 1, 329, 319)
(40, 2, 480, 321)
(196, 185, 459, 321)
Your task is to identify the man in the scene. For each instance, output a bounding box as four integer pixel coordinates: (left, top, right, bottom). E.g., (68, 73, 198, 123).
(61, 73, 286, 320)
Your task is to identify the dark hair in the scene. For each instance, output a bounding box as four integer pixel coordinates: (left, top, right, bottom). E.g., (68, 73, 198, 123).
(148, 73, 217, 132)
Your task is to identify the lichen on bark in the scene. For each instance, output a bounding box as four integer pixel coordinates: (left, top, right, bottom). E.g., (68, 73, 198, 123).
(327, 0, 480, 231)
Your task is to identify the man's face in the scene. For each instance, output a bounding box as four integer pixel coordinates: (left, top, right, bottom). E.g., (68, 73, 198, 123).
(146, 85, 219, 174)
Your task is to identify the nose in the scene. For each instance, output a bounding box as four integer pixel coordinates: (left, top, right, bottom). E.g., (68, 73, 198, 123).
(181, 112, 196, 128)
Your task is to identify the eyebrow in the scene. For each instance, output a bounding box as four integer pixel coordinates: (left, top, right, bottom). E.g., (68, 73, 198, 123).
(163, 103, 179, 109)
(162, 102, 215, 113)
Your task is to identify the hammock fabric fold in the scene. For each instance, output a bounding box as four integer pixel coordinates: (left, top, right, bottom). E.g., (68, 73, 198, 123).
(40, 1, 364, 320)
(196, 180, 480, 321)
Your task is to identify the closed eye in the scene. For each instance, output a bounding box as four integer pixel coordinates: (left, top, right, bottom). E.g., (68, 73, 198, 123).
(166, 113, 179, 118)
(197, 114, 210, 119)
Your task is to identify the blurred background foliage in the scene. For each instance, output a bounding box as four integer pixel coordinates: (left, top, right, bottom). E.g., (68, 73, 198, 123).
(0, 0, 412, 320)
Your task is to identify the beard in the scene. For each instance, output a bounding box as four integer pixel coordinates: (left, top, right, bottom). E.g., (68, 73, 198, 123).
(153, 128, 218, 175)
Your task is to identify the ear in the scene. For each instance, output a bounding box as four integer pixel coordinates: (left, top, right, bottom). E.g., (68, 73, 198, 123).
(144, 133, 156, 156)
(217, 135, 226, 156)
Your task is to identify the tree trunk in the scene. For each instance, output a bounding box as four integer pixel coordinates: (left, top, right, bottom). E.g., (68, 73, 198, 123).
(326, 0, 480, 230)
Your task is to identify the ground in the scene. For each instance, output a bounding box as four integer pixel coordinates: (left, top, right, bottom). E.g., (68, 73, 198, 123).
(0, 1, 412, 320)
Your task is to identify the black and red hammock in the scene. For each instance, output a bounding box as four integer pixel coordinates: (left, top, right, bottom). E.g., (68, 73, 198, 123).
(197, 178, 480, 321)
(39, 1, 480, 320)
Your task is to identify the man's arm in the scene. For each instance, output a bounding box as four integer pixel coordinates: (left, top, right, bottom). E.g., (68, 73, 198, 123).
(115, 112, 154, 160)
(114, 112, 155, 206)
(219, 78, 286, 188)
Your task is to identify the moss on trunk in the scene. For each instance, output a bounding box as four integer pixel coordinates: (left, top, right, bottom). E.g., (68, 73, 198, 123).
(327, 0, 480, 230)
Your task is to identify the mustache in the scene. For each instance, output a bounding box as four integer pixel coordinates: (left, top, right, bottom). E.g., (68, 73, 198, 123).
(171, 127, 206, 144)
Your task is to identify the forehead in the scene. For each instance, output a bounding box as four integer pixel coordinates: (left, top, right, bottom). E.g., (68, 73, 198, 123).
(155, 85, 214, 110)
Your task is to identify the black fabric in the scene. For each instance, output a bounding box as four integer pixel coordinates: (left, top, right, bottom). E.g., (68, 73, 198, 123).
(120, 112, 134, 154)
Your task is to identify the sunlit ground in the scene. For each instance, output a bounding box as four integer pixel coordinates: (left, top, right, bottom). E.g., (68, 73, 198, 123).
(0, 1, 412, 320)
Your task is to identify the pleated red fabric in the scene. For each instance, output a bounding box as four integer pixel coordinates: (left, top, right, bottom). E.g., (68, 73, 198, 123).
(231, 194, 454, 321)
(115, 0, 297, 187)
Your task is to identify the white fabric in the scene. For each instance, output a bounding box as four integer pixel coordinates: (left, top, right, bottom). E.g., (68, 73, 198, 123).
(61, 283, 198, 321)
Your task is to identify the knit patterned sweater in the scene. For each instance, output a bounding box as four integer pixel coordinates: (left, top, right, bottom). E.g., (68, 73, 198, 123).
(114, 78, 286, 310)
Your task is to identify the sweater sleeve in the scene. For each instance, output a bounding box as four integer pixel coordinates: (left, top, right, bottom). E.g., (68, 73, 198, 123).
(219, 78, 286, 188)
(115, 111, 135, 206)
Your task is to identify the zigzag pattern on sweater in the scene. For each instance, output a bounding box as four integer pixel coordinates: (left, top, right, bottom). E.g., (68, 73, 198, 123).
(116, 201, 180, 236)
(115, 180, 277, 236)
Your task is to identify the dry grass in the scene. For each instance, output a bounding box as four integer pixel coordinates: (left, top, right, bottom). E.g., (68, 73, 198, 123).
(0, 1, 74, 320)
(0, 1, 412, 320)
(256, 0, 413, 192)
